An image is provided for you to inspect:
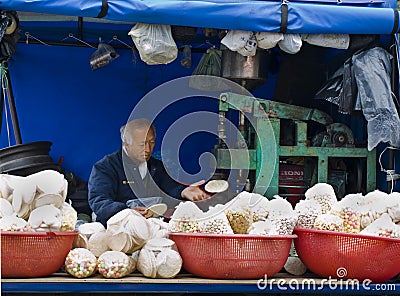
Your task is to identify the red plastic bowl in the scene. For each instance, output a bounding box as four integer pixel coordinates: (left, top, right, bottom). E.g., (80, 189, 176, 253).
(294, 227, 400, 283)
(1, 231, 77, 278)
(169, 232, 296, 279)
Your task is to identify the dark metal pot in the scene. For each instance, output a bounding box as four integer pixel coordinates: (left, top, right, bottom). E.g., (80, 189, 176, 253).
(221, 47, 271, 90)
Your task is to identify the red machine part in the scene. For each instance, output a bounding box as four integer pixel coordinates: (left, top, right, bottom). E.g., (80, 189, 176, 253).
(279, 164, 307, 207)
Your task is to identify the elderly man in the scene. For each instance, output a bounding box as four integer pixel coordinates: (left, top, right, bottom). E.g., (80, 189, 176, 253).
(88, 118, 210, 226)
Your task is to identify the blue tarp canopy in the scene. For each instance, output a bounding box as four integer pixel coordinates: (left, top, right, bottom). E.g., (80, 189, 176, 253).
(0, 0, 399, 34)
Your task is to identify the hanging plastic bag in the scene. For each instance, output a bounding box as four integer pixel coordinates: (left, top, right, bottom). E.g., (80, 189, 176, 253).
(180, 44, 192, 68)
(189, 47, 228, 91)
(278, 34, 302, 54)
(352, 47, 400, 150)
(89, 41, 119, 70)
(221, 30, 257, 57)
(128, 23, 178, 65)
(301, 34, 350, 50)
(255, 32, 284, 49)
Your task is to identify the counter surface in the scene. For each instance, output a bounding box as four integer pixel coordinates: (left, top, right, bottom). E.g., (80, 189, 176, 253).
(2, 272, 400, 294)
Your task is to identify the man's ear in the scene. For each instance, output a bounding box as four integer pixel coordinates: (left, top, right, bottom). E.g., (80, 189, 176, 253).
(122, 143, 129, 155)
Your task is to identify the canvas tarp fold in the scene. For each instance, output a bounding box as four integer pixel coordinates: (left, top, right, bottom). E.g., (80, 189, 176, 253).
(0, 0, 399, 34)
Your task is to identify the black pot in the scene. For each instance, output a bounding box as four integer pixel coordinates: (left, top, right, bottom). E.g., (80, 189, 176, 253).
(221, 47, 271, 90)
(0, 141, 60, 176)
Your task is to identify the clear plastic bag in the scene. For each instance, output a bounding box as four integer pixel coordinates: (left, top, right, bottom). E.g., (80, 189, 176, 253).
(224, 192, 253, 234)
(180, 44, 192, 68)
(330, 194, 362, 233)
(89, 41, 119, 70)
(126, 196, 162, 208)
(248, 193, 270, 222)
(138, 238, 182, 278)
(295, 199, 322, 229)
(128, 23, 178, 65)
(360, 213, 400, 238)
(313, 213, 344, 232)
(97, 251, 136, 278)
(200, 204, 233, 234)
(169, 201, 203, 233)
(352, 47, 400, 150)
(268, 213, 298, 235)
(305, 183, 337, 214)
(65, 248, 97, 278)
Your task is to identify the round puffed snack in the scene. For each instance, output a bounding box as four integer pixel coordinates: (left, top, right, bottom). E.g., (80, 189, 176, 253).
(205, 180, 229, 193)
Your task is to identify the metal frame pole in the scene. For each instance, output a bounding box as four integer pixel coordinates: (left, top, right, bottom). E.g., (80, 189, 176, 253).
(4, 62, 22, 144)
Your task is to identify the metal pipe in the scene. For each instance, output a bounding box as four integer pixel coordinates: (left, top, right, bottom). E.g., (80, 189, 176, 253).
(17, 39, 208, 53)
(78, 17, 83, 40)
(5, 63, 22, 144)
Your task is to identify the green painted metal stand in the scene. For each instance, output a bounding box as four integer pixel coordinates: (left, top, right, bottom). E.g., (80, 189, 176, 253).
(215, 92, 376, 198)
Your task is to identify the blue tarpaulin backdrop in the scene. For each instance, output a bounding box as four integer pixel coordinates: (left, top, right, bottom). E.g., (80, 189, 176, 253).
(0, 43, 276, 182)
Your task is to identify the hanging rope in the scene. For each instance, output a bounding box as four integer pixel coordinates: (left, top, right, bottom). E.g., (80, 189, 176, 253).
(0, 62, 11, 146)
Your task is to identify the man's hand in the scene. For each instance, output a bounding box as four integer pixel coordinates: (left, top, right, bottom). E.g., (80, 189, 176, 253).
(181, 180, 212, 201)
(132, 206, 153, 218)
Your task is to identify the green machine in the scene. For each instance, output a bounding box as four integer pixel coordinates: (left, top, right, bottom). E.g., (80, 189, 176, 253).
(213, 92, 376, 200)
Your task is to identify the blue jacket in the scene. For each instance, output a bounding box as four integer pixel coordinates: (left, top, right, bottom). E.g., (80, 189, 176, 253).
(88, 148, 185, 226)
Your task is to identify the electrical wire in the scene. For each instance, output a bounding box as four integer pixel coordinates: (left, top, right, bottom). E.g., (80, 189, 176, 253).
(378, 145, 399, 193)
(1, 64, 11, 146)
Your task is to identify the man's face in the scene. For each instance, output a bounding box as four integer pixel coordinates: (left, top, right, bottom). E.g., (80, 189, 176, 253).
(125, 127, 156, 162)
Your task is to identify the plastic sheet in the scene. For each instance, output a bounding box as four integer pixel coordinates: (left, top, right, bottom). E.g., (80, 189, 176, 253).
(352, 47, 400, 150)
(316, 47, 400, 150)
(128, 23, 177, 65)
(126, 196, 162, 208)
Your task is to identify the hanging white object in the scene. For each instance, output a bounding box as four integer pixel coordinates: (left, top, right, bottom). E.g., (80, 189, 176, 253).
(301, 34, 350, 49)
(221, 30, 257, 57)
(278, 34, 302, 54)
(255, 32, 284, 49)
(128, 23, 178, 65)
